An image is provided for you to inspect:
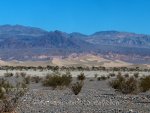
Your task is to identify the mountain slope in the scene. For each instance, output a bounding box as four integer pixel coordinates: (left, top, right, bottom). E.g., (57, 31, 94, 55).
(0, 25, 150, 63)
(85, 31, 150, 48)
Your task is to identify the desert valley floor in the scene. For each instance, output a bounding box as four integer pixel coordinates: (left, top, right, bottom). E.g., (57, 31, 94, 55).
(0, 68, 150, 113)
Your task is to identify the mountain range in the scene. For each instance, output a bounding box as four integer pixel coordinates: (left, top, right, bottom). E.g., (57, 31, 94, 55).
(0, 25, 150, 64)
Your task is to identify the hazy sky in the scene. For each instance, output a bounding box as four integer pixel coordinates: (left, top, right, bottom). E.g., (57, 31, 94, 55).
(0, 0, 150, 34)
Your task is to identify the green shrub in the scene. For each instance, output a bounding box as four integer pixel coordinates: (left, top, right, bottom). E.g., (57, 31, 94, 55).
(0, 79, 13, 99)
(109, 75, 137, 94)
(139, 76, 150, 92)
(43, 72, 72, 89)
(71, 82, 83, 95)
(77, 72, 85, 81)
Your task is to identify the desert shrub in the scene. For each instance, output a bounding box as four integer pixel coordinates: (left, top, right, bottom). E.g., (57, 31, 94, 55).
(109, 73, 116, 77)
(107, 76, 110, 79)
(31, 76, 41, 83)
(15, 72, 20, 78)
(0, 79, 13, 99)
(4, 72, 13, 77)
(97, 76, 107, 81)
(71, 82, 83, 95)
(43, 72, 72, 89)
(0, 82, 27, 113)
(20, 72, 26, 78)
(97, 77, 101, 81)
(0, 87, 5, 99)
(124, 73, 129, 78)
(77, 72, 85, 81)
(139, 76, 150, 92)
(134, 72, 139, 78)
(24, 76, 31, 84)
(121, 77, 137, 94)
(109, 75, 137, 94)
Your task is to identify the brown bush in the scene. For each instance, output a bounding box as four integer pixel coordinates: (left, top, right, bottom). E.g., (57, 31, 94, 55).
(139, 76, 150, 92)
(71, 82, 83, 95)
(4, 73, 13, 77)
(77, 72, 85, 81)
(97, 76, 107, 81)
(43, 72, 72, 89)
(109, 75, 137, 94)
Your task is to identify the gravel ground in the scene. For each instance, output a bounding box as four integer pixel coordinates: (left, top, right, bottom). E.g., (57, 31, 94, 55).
(16, 78, 150, 113)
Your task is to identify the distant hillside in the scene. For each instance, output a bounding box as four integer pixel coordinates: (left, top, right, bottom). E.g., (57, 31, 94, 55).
(0, 25, 150, 64)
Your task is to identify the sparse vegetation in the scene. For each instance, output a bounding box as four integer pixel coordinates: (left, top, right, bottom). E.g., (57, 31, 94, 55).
(0, 78, 13, 99)
(134, 72, 139, 78)
(139, 76, 150, 92)
(43, 72, 72, 89)
(77, 72, 85, 81)
(71, 82, 83, 95)
(124, 73, 129, 78)
(109, 75, 137, 94)
(15, 72, 20, 78)
(20, 72, 27, 78)
(24, 76, 31, 84)
(0, 78, 27, 113)
(4, 72, 13, 77)
(97, 76, 107, 81)
(31, 76, 42, 83)
(109, 73, 116, 77)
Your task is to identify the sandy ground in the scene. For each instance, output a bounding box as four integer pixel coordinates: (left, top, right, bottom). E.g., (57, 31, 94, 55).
(0, 54, 133, 67)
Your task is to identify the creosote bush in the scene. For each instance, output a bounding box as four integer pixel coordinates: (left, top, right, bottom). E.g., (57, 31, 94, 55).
(43, 72, 72, 89)
(139, 76, 150, 92)
(0, 78, 27, 113)
(77, 72, 85, 81)
(110, 74, 150, 94)
(24, 76, 31, 84)
(31, 76, 42, 83)
(97, 76, 107, 81)
(109, 73, 116, 77)
(109, 75, 137, 94)
(71, 82, 83, 95)
(124, 73, 129, 78)
(0, 79, 13, 99)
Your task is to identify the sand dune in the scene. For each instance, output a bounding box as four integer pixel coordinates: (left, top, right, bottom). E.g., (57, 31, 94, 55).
(52, 54, 131, 67)
(0, 54, 143, 67)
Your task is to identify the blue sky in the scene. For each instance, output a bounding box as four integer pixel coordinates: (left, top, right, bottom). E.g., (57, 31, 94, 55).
(0, 0, 150, 34)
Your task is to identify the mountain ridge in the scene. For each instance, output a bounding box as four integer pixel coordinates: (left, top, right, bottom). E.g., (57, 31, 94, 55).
(0, 24, 150, 64)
